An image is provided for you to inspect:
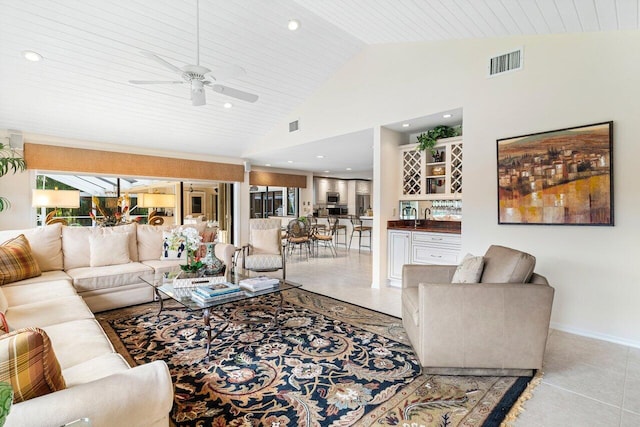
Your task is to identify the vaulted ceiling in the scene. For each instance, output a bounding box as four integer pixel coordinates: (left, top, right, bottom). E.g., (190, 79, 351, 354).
(1, 0, 637, 174)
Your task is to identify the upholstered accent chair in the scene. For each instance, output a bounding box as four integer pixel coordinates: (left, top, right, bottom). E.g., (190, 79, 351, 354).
(242, 219, 285, 279)
(402, 245, 555, 376)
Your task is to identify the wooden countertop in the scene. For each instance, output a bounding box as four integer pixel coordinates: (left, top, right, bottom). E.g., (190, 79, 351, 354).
(387, 219, 461, 234)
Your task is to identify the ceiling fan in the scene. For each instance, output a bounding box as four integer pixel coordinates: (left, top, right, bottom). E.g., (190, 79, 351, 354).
(129, 0, 258, 106)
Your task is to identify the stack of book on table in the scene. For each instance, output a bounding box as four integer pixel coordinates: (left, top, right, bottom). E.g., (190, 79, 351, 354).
(239, 276, 280, 292)
(191, 282, 241, 305)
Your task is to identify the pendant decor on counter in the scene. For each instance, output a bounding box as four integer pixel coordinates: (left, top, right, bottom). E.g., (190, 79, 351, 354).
(202, 242, 226, 276)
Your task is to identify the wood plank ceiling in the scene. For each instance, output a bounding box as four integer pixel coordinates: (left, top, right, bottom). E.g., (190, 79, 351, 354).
(0, 0, 638, 169)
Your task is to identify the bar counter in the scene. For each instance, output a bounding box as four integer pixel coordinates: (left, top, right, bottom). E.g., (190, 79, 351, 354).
(387, 219, 461, 234)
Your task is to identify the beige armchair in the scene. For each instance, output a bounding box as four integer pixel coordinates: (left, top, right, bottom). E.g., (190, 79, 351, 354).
(402, 245, 554, 376)
(241, 218, 286, 279)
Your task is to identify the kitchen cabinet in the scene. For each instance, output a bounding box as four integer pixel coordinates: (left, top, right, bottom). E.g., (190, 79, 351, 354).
(387, 229, 461, 286)
(356, 180, 371, 195)
(388, 230, 411, 281)
(400, 136, 462, 200)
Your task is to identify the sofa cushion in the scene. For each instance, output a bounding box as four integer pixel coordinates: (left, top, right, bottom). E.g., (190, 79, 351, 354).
(89, 233, 130, 267)
(480, 245, 536, 283)
(251, 228, 280, 254)
(102, 223, 138, 262)
(61, 226, 99, 270)
(136, 224, 173, 261)
(6, 296, 94, 330)
(0, 327, 66, 403)
(0, 289, 7, 314)
(402, 287, 420, 327)
(2, 280, 76, 307)
(0, 223, 63, 271)
(43, 319, 115, 370)
(0, 235, 42, 285)
(451, 254, 485, 283)
(62, 353, 129, 388)
(66, 262, 153, 293)
(245, 254, 282, 270)
(0, 270, 72, 287)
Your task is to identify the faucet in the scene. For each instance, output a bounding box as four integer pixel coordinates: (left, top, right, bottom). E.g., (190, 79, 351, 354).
(410, 207, 420, 228)
(424, 207, 431, 220)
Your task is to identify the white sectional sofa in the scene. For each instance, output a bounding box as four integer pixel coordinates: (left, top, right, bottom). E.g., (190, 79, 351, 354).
(0, 223, 237, 427)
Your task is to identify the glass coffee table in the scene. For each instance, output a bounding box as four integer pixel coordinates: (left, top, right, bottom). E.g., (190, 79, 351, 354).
(140, 269, 301, 361)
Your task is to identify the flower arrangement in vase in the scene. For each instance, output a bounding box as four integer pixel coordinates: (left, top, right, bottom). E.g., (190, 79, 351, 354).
(175, 227, 204, 276)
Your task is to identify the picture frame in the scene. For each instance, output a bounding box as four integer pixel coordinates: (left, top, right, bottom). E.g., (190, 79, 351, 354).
(186, 191, 206, 216)
(497, 121, 613, 226)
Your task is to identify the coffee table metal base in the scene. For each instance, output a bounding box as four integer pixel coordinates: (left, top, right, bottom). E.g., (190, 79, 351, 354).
(153, 287, 286, 361)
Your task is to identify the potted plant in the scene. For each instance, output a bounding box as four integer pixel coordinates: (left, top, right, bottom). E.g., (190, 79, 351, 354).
(0, 142, 26, 212)
(416, 125, 459, 157)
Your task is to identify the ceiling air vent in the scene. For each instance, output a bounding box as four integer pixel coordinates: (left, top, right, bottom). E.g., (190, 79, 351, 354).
(289, 119, 299, 133)
(488, 48, 523, 77)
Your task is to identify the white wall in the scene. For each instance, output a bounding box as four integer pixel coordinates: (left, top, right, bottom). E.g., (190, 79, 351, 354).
(258, 31, 640, 346)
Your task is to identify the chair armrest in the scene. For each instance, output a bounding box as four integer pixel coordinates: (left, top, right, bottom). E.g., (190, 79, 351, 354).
(417, 282, 555, 370)
(402, 264, 457, 288)
(6, 361, 173, 427)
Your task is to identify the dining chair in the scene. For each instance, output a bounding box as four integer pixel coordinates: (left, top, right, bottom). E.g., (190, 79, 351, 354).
(348, 215, 371, 252)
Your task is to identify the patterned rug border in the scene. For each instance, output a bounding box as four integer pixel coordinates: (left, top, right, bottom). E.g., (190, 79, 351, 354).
(500, 369, 544, 426)
(285, 282, 402, 320)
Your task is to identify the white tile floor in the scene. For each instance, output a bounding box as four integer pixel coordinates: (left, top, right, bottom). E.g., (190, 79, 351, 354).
(280, 246, 640, 427)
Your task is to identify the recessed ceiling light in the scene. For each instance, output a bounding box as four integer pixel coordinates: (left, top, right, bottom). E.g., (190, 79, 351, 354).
(288, 19, 300, 31)
(443, 113, 452, 118)
(287, 160, 293, 164)
(324, 170, 330, 173)
(402, 123, 410, 128)
(22, 50, 43, 62)
(346, 167, 352, 171)
(316, 155, 324, 159)
(224, 102, 233, 109)
(265, 163, 271, 166)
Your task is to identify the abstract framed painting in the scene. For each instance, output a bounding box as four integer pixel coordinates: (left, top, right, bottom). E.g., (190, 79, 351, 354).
(497, 121, 613, 225)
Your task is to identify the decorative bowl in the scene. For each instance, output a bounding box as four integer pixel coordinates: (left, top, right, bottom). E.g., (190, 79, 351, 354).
(431, 166, 445, 176)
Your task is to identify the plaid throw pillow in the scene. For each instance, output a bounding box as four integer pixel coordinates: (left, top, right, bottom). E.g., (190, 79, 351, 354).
(0, 235, 42, 285)
(0, 327, 66, 403)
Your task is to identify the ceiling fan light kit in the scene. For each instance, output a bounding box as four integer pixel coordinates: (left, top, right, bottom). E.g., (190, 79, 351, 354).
(129, 0, 258, 107)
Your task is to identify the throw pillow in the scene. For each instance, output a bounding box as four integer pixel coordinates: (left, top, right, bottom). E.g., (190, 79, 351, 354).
(0, 235, 42, 285)
(451, 253, 485, 283)
(251, 228, 280, 254)
(0, 327, 66, 403)
(161, 231, 187, 260)
(89, 233, 131, 267)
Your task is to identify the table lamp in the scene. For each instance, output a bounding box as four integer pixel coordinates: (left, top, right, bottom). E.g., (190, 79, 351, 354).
(32, 189, 80, 225)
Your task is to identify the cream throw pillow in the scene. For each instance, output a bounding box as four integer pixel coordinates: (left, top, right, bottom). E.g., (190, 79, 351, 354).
(89, 233, 131, 267)
(251, 228, 280, 254)
(451, 253, 485, 283)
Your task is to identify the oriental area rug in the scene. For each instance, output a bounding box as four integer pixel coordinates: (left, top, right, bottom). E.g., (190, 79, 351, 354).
(96, 288, 537, 427)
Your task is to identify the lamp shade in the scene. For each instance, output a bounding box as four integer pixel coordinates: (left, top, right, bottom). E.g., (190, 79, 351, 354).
(137, 193, 175, 208)
(32, 189, 80, 208)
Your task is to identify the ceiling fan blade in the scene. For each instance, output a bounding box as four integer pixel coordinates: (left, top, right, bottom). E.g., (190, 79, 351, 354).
(210, 64, 246, 82)
(140, 51, 182, 74)
(211, 84, 259, 103)
(129, 80, 184, 85)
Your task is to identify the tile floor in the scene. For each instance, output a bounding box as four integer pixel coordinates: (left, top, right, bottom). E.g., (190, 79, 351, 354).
(279, 246, 640, 427)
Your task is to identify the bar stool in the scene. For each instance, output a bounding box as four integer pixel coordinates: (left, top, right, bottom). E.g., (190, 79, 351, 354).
(348, 215, 371, 252)
(328, 215, 347, 247)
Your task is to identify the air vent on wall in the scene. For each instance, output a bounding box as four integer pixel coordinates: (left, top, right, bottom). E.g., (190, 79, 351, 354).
(488, 48, 523, 77)
(289, 119, 299, 133)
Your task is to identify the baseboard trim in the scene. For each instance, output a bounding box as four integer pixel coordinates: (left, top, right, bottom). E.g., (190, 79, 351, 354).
(550, 322, 640, 349)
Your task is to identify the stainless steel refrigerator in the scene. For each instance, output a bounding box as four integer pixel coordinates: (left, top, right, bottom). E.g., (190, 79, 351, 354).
(355, 195, 371, 216)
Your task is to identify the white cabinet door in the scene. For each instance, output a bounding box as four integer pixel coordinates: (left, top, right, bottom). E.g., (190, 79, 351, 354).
(388, 230, 411, 280)
(337, 180, 348, 204)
